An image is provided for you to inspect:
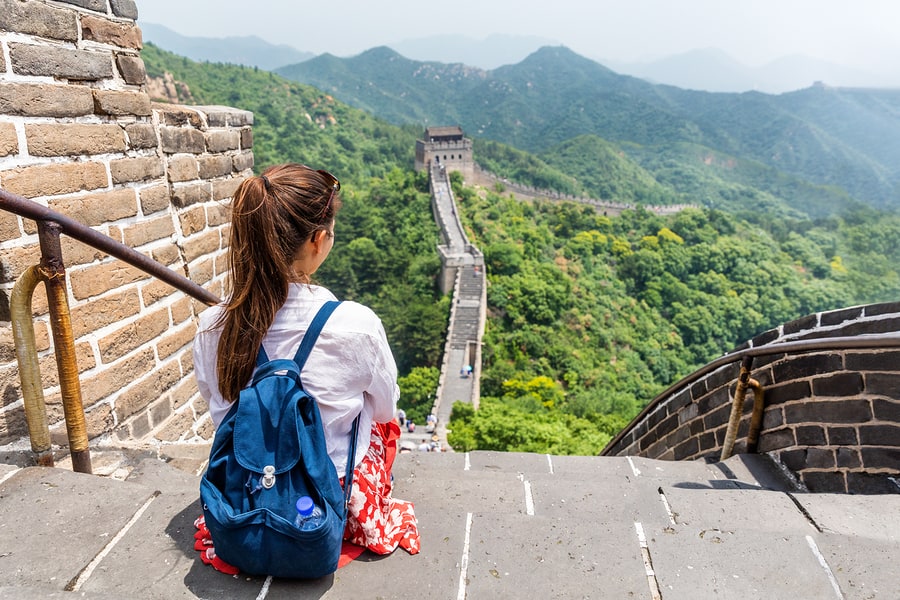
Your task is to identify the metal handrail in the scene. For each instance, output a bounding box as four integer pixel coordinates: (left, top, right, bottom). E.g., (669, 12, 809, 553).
(0, 189, 221, 306)
(601, 333, 900, 456)
(2, 188, 223, 472)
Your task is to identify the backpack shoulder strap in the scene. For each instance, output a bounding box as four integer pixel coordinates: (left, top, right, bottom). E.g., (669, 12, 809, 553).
(292, 300, 341, 369)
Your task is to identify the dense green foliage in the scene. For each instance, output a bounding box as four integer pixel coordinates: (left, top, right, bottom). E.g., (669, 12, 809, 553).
(143, 43, 900, 456)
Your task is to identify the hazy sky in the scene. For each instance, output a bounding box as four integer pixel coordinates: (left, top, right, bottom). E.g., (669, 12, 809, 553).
(137, 0, 900, 73)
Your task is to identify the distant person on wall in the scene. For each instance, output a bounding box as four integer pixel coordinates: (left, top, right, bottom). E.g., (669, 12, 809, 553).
(193, 163, 420, 572)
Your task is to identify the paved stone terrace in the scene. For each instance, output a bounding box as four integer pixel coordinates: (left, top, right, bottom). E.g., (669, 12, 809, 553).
(1, 446, 897, 599)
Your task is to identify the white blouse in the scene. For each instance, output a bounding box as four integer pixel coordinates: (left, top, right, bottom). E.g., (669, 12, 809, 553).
(193, 284, 400, 477)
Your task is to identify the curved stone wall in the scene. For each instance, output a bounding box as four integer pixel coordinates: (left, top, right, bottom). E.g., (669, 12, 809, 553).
(604, 302, 900, 494)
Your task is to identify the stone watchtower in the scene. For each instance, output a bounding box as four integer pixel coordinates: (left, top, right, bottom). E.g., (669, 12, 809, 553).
(414, 126, 473, 180)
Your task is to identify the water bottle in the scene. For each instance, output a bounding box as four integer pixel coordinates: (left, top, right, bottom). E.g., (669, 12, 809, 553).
(294, 496, 324, 530)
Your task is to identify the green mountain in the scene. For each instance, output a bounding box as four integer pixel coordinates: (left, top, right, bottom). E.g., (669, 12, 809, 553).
(276, 46, 900, 212)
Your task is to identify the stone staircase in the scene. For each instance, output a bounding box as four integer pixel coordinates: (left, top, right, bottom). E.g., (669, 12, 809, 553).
(2, 447, 898, 599)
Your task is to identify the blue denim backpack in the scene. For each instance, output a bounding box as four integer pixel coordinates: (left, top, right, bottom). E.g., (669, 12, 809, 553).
(200, 301, 360, 578)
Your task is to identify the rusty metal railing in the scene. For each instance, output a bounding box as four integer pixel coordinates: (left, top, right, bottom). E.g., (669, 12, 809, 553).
(2, 188, 221, 473)
(602, 333, 900, 458)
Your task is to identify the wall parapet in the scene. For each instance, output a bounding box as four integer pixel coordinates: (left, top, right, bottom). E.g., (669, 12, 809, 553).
(0, 0, 251, 450)
(603, 302, 900, 494)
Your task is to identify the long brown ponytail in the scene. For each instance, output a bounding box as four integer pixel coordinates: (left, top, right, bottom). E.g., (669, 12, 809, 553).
(215, 163, 341, 402)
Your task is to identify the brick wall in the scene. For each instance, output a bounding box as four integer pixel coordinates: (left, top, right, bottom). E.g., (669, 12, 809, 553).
(0, 0, 252, 449)
(604, 302, 900, 493)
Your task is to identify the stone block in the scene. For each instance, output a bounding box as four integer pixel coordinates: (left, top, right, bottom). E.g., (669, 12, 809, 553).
(170, 377, 198, 411)
(25, 123, 126, 157)
(114, 361, 181, 421)
(757, 427, 796, 453)
(154, 103, 203, 128)
(198, 154, 233, 179)
(9, 43, 112, 80)
(110, 0, 139, 20)
(122, 215, 175, 248)
(865, 372, 900, 397)
(206, 202, 231, 226)
(99, 307, 170, 363)
(110, 156, 164, 185)
(0, 243, 40, 284)
(170, 182, 210, 208)
(149, 396, 173, 428)
(0, 162, 107, 198)
(784, 399, 873, 425)
(61, 0, 107, 11)
(811, 371, 864, 398)
(197, 106, 253, 127)
(157, 323, 194, 360)
(69, 288, 140, 339)
(115, 53, 146, 85)
(801, 470, 846, 493)
(827, 426, 858, 445)
(155, 409, 195, 442)
(0, 123, 17, 157)
(69, 259, 150, 300)
(0, 0, 78, 41)
(60, 237, 107, 268)
(80, 347, 153, 404)
(0, 210, 19, 240)
(182, 229, 219, 262)
(0, 83, 93, 117)
(177, 206, 207, 237)
(205, 130, 240, 153)
(125, 122, 158, 149)
(151, 244, 180, 267)
(160, 127, 206, 154)
(93, 89, 152, 116)
(139, 278, 176, 308)
(81, 15, 142, 49)
(240, 126, 253, 149)
(170, 296, 193, 324)
(213, 175, 244, 201)
(232, 150, 254, 172)
(188, 258, 214, 286)
(858, 424, 900, 446)
(167, 154, 199, 182)
(138, 183, 170, 215)
(50, 188, 137, 227)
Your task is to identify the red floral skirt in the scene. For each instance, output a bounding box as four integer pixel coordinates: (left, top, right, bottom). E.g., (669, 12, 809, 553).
(342, 420, 420, 556)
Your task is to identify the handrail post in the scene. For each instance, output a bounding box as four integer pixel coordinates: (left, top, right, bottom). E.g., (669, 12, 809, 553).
(720, 355, 755, 462)
(37, 221, 92, 474)
(10, 266, 54, 467)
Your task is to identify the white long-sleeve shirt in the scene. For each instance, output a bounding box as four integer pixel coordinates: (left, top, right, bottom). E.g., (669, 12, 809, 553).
(193, 284, 399, 477)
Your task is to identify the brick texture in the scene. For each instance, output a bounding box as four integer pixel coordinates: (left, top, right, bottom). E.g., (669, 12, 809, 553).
(0, 83, 94, 118)
(25, 123, 127, 157)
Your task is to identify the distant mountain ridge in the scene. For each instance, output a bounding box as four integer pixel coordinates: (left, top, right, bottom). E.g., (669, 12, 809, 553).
(139, 22, 313, 71)
(275, 45, 900, 211)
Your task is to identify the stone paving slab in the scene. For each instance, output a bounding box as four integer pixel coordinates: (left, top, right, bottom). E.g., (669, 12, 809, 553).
(649, 527, 841, 600)
(797, 493, 900, 541)
(814, 532, 898, 599)
(660, 486, 814, 533)
(0, 467, 154, 593)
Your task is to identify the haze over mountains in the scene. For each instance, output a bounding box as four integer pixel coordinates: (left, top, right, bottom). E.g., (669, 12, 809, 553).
(140, 23, 897, 94)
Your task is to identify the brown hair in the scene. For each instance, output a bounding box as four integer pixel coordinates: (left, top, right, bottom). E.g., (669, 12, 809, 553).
(215, 163, 341, 402)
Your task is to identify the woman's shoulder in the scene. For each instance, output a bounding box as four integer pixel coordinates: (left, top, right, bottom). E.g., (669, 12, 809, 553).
(333, 300, 382, 331)
(197, 302, 226, 332)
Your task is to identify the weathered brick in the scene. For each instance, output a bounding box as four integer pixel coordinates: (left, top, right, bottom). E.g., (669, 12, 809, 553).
(795, 424, 826, 445)
(70, 259, 149, 300)
(0, 122, 17, 157)
(0, 83, 93, 118)
(178, 206, 207, 236)
(198, 154, 233, 179)
(59, 0, 107, 11)
(60, 236, 107, 268)
(124, 411, 152, 440)
(801, 471, 846, 493)
(757, 427, 796, 453)
(673, 436, 699, 460)
(858, 424, 900, 446)
(170, 376, 198, 411)
(873, 399, 900, 421)
(213, 175, 244, 201)
(232, 151, 254, 172)
(37, 342, 95, 387)
(168, 154, 199, 182)
(157, 323, 194, 359)
(50, 188, 137, 227)
(240, 127, 253, 149)
(99, 307, 170, 363)
(765, 380, 811, 406)
(154, 103, 203, 128)
(155, 409, 195, 442)
(114, 361, 181, 421)
(806, 448, 835, 469)
(783, 314, 817, 336)
(206, 202, 231, 226)
(26, 123, 126, 157)
(110, 156, 164, 185)
(138, 183, 170, 215)
(110, 0, 139, 20)
(80, 347, 153, 404)
(70, 288, 140, 339)
(9, 43, 113, 80)
(0, 210, 20, 239)
(85, 402, 114, 439)
(123, 215, 175, 248)
(836, 448, 861, 469)
(200, 107, 253, 128)
(151, 244, 180, 266)
(827, 426, 858, 445)
(785, 399, 873, 425)
(820, 306, 863, 327)
(0, 405, 28, 445)
(0, 363, 22, 409)
(115, 53, 146, 85)
(0, 244, 40, 284)
(81, 15, 142, 49)
(859, 447, 900, 472)
(205, 130, 240, 153)
(160, 127, 206, 154)
(170, 296, 193, 324)
(845, 350, 900, 372)
(149, 395, 173, 428)
(189, 258, 214, 286)
(140, 278, 176, 308)
(811, 372, 864, 398)
(0, 0, 78, 41)
(125, 122, 159, 149)
(846, 472, 900, 494)
(1, 162, 107, 198)
(865, 373, 900, 397)
(171, 182, 210, 208)
(772, 353, 843, 382)
(93, 89, 152, 116)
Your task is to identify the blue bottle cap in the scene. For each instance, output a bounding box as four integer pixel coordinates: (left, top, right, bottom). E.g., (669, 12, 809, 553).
(295, 496, 314, 516)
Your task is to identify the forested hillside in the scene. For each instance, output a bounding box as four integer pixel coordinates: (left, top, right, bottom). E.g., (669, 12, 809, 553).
(143, 44, 900, 454)
(277, 46, 900, 213)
